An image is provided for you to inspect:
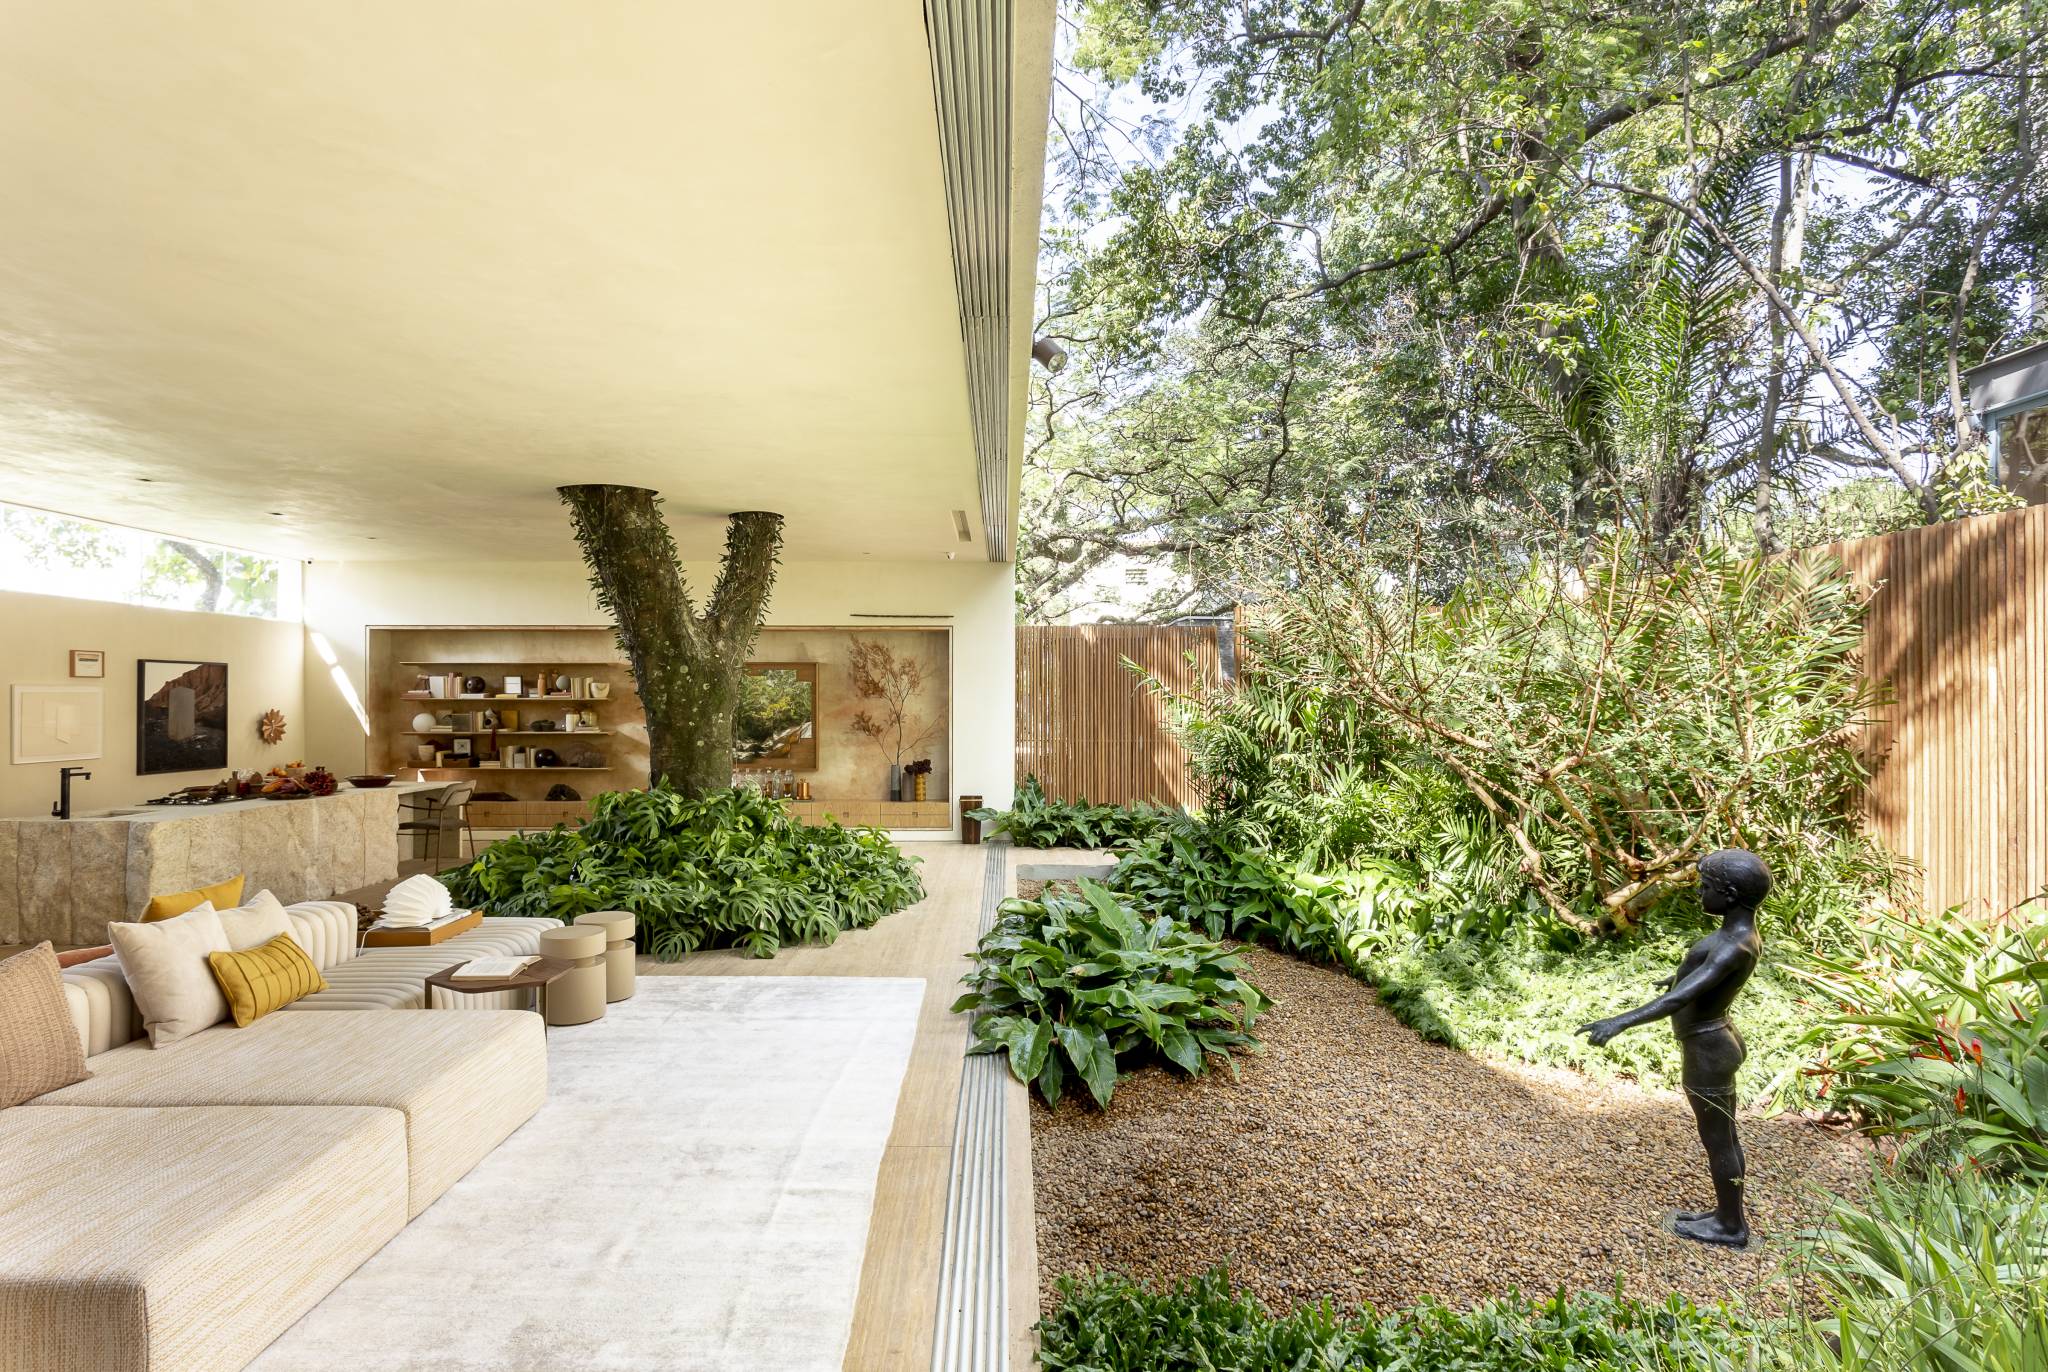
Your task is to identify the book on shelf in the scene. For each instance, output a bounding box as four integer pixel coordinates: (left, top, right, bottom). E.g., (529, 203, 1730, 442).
(449, 955, 539, 981)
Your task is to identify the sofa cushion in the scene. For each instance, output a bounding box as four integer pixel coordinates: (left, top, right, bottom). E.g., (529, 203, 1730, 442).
(203, 889, 294, 952)
(0, 1103, 406, 1372)
(0, 944, 86, 1109)
(54, 945, 112, 969)
(144, 872, 245, 922)
(283, 900, 360, 972)
(59, 956, 136, 1059)
(108, 906, 231, 1047)
(207, 934, 328, 1027)
(284, 917, 560, 1011)
(29, 1009, 546, 1216)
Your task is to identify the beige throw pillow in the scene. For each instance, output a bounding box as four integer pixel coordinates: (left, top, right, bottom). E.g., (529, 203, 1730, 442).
(0, 942, 88, 1107)
(195, 889, 294, 952)
(109, 906, 231, 1047)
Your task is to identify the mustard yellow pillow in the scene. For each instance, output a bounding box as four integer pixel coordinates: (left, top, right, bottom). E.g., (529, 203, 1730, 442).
(146, 873, 246, 922)
(205, 934, 327, 1028)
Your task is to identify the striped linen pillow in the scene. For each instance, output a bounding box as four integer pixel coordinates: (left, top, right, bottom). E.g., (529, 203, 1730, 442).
(206, 934, 329, 1028)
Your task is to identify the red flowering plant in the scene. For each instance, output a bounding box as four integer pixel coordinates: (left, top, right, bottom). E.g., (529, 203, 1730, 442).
(1796, 902, 2048, 1176)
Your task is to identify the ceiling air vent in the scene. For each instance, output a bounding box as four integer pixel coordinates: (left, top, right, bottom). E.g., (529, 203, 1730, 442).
(952, 509, 973, 543)
(925, 0, 1013, 562)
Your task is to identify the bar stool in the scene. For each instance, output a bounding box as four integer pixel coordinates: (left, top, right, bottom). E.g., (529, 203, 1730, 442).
(574, 910, 637, 1003)
(537, 925, 607, 1026)
(397, 782, 475, 870)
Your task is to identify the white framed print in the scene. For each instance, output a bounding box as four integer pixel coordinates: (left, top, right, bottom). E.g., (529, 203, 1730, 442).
(13, 684, 104, 764)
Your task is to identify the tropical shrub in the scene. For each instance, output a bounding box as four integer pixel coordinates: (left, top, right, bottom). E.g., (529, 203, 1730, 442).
(952, 878, 1266, 1108)
(443, 784, 924, 959)
(1160, 527, 1902, 938)
(968, 774, 1176, 849)
(1788, 1168, 2048, 1372)
(1103, 816, 1390, 966)
(1038, 1267, 1767, 1371)
(1797, 905, 2048, 1175)
(1368, 932, 1822, 1110)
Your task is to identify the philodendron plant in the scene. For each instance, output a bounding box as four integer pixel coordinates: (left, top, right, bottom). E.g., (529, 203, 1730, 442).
(952, 878, 1267, 1108)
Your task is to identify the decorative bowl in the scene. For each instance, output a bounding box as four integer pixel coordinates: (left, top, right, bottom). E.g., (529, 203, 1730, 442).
(347, 774, 395, 788)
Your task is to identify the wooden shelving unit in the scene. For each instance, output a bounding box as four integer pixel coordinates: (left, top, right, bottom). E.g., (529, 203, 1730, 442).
(369, 628, 648, 808)
(399, 659, 622, 667)
(403, 730, 615, 737)
(368, 625, 956, 833)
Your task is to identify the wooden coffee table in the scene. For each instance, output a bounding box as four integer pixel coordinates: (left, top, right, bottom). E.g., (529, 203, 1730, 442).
(425, 956, 572, 1021)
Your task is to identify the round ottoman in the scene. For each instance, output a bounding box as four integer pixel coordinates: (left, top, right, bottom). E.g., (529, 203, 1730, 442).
(574, 910, 637, 1003)
(538, 925, 607, 1026)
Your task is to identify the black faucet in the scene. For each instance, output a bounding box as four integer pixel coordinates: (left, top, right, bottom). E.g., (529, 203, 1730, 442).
(52, 766, 92, 820)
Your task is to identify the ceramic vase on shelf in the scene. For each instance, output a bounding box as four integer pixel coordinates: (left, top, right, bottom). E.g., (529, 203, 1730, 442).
(913, 773, 928, 802)
(888, 764, 902, 802)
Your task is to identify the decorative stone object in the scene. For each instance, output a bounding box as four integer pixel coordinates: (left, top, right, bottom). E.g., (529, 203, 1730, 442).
(1577, 848, 1769, 1248)
(411, 712, 438, 733)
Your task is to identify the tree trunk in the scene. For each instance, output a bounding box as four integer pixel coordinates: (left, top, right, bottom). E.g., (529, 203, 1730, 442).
(169, 541, 224, 613)
(1754, 151, 1812, 554)
(558, 485, 783, 797)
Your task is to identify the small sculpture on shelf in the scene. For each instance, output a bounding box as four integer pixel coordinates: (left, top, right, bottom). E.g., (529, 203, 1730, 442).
(1576, 848, 1769, 1249)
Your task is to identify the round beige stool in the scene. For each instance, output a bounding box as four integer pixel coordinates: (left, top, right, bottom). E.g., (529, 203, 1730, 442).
(538, 925, 607, 1026)
(574, 910, 637, 1003)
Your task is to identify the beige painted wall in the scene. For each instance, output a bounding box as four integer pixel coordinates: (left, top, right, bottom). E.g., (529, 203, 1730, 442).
(753, 627, 951, 801)
(301, 558, 1018, 827)
(0, 589, 305, 819)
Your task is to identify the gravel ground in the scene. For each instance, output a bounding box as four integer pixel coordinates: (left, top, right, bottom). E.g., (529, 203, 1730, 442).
(1033, 943, 1867, 1315)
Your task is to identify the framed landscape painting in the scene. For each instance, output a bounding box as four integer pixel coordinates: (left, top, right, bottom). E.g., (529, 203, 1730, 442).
(137, 659, 229, 775)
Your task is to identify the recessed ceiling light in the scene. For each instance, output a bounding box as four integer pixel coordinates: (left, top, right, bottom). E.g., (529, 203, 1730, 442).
(268, 511, 284, 517)
(136, 477, 155, 483)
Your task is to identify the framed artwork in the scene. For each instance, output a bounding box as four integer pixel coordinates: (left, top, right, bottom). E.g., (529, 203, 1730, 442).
(69, 649, 105, 679)
(12, 685, 104, 764)
(734, 661, 818, 770)
(137, 659, 229, 775)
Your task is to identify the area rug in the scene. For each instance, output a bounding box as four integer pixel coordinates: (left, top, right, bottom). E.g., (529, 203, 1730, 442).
(249, 976, 924, 1372)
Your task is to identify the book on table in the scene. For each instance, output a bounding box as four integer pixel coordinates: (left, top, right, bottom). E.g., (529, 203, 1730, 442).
(449, 955, 539, 981)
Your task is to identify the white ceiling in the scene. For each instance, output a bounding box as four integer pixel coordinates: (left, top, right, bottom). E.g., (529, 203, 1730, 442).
(0, 2, 996, 561)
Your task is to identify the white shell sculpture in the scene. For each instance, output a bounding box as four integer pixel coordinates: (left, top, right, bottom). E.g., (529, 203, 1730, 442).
(411, 712, 438, 733)
(381, 873, 454, 927)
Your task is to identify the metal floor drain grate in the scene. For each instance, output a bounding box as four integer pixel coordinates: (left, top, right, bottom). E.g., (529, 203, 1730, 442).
(931, 841, 1010, 1370)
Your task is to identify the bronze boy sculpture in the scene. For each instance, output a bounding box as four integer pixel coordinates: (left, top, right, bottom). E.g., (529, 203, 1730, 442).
(1577, 848, 1769, 1248)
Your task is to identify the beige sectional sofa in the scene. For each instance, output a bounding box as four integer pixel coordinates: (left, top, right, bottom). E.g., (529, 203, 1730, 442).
(1, 903, 561, 1372)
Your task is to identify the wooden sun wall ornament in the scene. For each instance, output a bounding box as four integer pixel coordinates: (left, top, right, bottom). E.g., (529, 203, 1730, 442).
(258, 709, 288, 746)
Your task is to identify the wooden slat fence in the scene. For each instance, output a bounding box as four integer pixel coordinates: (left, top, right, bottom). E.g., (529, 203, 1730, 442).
(1015, 624, 1221, 807)
(1824, 503, 2048, 916)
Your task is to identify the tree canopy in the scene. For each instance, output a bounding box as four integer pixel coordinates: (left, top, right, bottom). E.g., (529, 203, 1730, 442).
(1023, 0, 2047, 618)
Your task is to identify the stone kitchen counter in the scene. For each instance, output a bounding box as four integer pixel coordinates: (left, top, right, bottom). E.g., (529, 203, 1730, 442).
(0, 782, 441, 946)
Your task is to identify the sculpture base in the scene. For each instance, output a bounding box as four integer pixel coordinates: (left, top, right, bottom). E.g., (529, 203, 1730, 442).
(1660, 1209, 1756, 1251)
